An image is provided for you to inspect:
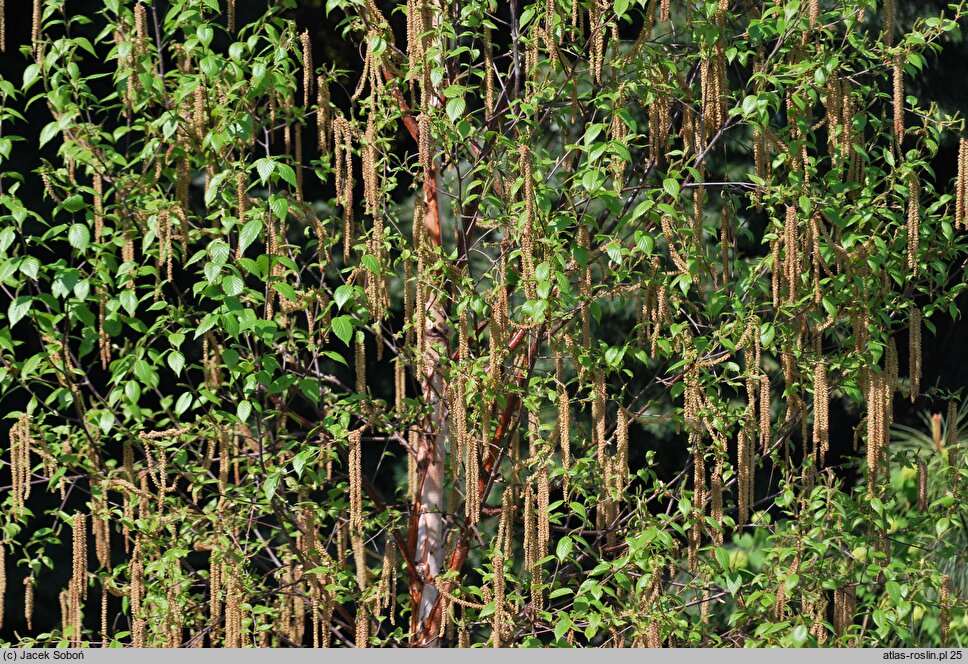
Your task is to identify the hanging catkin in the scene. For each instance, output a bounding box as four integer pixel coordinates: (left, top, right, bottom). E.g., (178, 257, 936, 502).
(22, 575, 34, 632)
(784, 205, 799, 304)
(616, 407, 629, 493)
(593, 370, 607, 466)
(813, 363, 829, 464)
(711, 450, 723, 545)
(867, 372, 888, 497)
(956, 138, 968, 230)
(909, 308, 921, 402)
(759, 374, 771, 453)
(317, 76, 331, 153)
(907, 172, 920, 272)
(737, 427, 752, 526)
(491, 552, 504, 648)
(93, 174, 103, 244)
(537, 464, 550, 562)
(940, 575, 952, 646)
(464, 406, 480, 525)
(945, 401, 958, 448)
(31, 0, 41, 53)
(301, 31, 313, 109)
(227, 0, 235, 33)
(483, 25, 495, 116)
(519, 144, 537, 299)
(349, 429, 363, 532)
(0, 542, 4, 631)
(10, 414, 31, 518)
(556, 356, 571, 489)
(882, 0, 895, 46)
(355, 334, 366, 394)
(893, 55, 904, 144)
(916, 459, 928, 510)
(660, 0, 669, 22)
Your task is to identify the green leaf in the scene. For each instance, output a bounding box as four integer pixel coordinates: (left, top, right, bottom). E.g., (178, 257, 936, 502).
(209, 240, 231, 266)
(554, 615, 573, 641)
(20, 257, 40, 280)
(268, 195, 289, 220)
(276, 163, 297, 187)
(61, 195, 85, 213)
(331, 315, 354, 346)
(68, 224, 90, 251)
(8, 296, 31, 326)
(222, 274, 244, 297)
(663, 178, 680, 199)
(237, 218, 262, 256)
(174, 392, 193, 416)
(237, 400, 252, 422)
(445, 95, 466, 122)
(254, 158, 275, 185)
(556, 535, 573, 562)
(197, 24, 214, 48)
(334, 284, 354, 310)
(263, 472, 281, 500)
(167, 350, 185, 376)
(119, 290, 137, 316)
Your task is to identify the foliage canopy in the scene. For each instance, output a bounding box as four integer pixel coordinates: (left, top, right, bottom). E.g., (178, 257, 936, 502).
(1, 0, 967, 648)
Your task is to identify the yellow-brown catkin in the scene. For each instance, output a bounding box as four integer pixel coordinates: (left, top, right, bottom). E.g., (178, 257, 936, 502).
(907, 172, 920, 272)
(465, 415, 480, 524)
(784, 205, 799, 303)
(909, 308, 921, 403)
(484, 26, 495, 116)
(122, 231, 135, 289)
(809, 0, 819, 28)
(24, 576, 33, 631)
(537, 464, 550, 562)
(0, 542, 4, 631)
(227, 0, 236, 33)
(524, 483, 537, 577)
(956, 139, 968, 230)
(616, 407, 629, 493)
(867, 372, 890, 497)
(418, 113, 432, 180)
(916, 459, 928, 510)
(813, 363, 829, 464)
(711, 451, 724, 545)
(893, 55, 904, 145)
(317, 76, 331, 153)
(945, 401, 958, 448)
(933, 413, 943, 450)
(940, 575, 952, 646)
(519, 144, 537, 299)
(349, 429, 363, 533)
(31, 0, 40, 52)
(593, 370, 607, 466)
(301, 31, 313, 108)
(737, 427, 752, 526)
(491, 552, 504, 648)
(0, 0, 5, 53)
(882, 0, 895, 46)
(556, 358, 571, 490)
(93, 174, 103, 244)
(759, 374, 771, 453)
(355, 334, 366, 394)
(363, 116, 379, 218)
(193, 84, 206, 139)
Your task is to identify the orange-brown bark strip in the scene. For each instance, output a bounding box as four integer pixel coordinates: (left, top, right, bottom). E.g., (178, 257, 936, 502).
(415, 325, 541, 642)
